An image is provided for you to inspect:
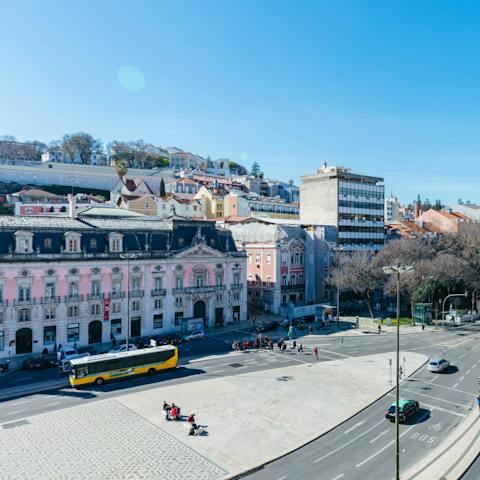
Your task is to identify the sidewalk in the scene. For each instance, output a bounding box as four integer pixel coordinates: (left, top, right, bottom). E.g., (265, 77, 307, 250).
(402, 404, 479, 479)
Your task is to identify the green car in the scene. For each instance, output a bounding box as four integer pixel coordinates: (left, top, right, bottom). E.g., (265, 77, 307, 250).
(385, 399, 419, 423)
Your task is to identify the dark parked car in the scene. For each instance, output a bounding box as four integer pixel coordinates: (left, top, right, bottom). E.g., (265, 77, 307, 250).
(22, 356, 57, 371)
(256, 321, 279, 333)
(385, 399, 419, 423)
(77, 346, 97, 356)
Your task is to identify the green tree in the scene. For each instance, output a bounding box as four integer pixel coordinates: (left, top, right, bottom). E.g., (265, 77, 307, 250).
(251, 161, 261, 177)
(159, 177, 166, 197)
(114, 159, 128, 181)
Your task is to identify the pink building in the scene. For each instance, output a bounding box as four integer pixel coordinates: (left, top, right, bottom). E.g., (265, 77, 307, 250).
(0, 217, 246, 357)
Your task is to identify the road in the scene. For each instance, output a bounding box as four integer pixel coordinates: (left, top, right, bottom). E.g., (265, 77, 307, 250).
(0, 326, 478, 480)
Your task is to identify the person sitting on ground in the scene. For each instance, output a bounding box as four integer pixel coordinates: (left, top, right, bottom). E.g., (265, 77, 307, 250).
(187, 413, 195, 424)
(163, 401, 169, 412)
(169, 405, 178, 420)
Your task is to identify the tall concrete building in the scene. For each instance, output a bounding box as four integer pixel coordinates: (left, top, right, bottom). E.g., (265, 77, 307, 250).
(385, 195, 401, 223)
(300, 164, 385, 251)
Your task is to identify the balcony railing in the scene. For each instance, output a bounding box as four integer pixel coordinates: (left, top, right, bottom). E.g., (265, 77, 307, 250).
(281, 283, 306, 291)
(232, 283, 243, 290)
(87, 293, 104, 301)
(172, 288, 184, 294)
(64, 294, 83, 302)
(108, 291, 126, 299)
(215, 285, 224, 291)
(248, 281, 275, 288)
(40, 296, 61, 304)
(129, 290, 144, 297)
(151, 288, 166, 297)
(13, 298, 36, 306)
(185, 285, 215, 294)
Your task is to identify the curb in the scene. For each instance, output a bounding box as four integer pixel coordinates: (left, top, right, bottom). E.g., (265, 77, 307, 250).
(227, 357, 429, 480)
(0, 379, 68, 402)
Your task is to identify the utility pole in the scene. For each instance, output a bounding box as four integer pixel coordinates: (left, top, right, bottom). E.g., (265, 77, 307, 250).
(442, 292, 468, 328)
(383, 263, 414, 480)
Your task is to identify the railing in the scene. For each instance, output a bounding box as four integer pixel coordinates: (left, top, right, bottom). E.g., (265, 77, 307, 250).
(151, 289, 166, 296)
(185, 285, 215, 294)
(64, 294, 83, 302)
(87, 293, 104, 300)
(232, 284, 243, 290)
(40, 296, 61, 304)
(172, 288, 184, 294)
(129, 290, 144, 297)
(281, 283, 306, 290)
(108, 291, 126, 299)
(13, 298, 36, 306)
(215, 285, 225, 291)
(248, 281, 275, 288)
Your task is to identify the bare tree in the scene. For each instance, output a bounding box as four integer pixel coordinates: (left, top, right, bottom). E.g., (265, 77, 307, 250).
(61, 132, 103, 164)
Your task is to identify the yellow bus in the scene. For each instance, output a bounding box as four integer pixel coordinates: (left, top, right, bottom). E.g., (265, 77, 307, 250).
(69, 345, 178, 387)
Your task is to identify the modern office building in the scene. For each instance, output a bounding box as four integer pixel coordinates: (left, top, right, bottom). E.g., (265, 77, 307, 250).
(300, 164, 385, 251)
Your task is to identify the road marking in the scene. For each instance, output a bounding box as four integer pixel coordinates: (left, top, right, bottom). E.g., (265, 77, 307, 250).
(344, 420, 365, 434)
(44, 401, 61, 407)
(276, 476, 287, 480)
(348, 350, 359, 354)
(209, 369, 225, 374)
(466, 370, 471, 374)
(421, 402, 467, 418)
(459, 353, 466, 359)
(9, 400, 30, 406)
(472, 363, 477, 369)
(453, 383, 458, 389)
(459, 376, 465, 382)
(4, 409, 25, 416)
(319, 349, 352, 358)
(401, 388, 471, 409)
(356, 412, 429, 468)
(329, 475, 344, 480)
(369, 429, 389, 444)
(405, 378, 475, 397)
(313, 419, 385, 463)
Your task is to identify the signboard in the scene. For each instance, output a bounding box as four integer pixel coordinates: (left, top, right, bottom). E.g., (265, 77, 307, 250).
(103, 298, 111, 321)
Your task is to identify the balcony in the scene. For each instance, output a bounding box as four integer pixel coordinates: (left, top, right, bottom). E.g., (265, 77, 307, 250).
(172, 288, 184, 295)
(248, 281, 275, 288)
(129, 290, 144, 298)
(40, 296, 61, 304)
(108, 291, 125, 299)
(281, 283, 306, 291)
(64, 294, 83, 302)
(151, 289, 166, 297)
(13, 298, 37, 306)
(185, 285, 215, 294)
(87, 293, 104, 301)
(215, 284, 224, 291)
(232, 284, 243, 290)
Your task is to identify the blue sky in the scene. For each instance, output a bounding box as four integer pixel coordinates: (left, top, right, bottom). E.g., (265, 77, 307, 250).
(1, 0, 480, 204)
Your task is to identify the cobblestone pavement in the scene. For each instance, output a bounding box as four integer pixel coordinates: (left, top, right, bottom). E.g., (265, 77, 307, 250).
(0, 400, 227, 480)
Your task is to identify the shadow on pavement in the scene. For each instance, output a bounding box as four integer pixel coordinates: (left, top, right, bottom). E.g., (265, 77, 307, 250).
(442, 365, 459, 374)
(405, 408, 431, 425)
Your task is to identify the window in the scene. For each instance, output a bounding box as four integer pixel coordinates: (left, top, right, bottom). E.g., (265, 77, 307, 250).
(68, 281, 79, 297)
(25, 207, 33, 213)
(216, 273, 223, 287)
(175, 276, 183, 290)
(0, 286, 3, 304)
(174, 311, 184, 326)
(131, 277, 141, 291)
(154, 298, 162, 309)
(44, 306, 56, 320)
(233, 272, 241, 286)
(89, 238, 97, 248)
(153, 313, 163, 329)
(195, 274, 205, 287)
(266, 254, 271, 264)
(131, 300, 140, 312)
(299, 274, 304, 284)
(44, 326, 56, 346)
(256, 254, 260, 264)
(233, 291, 240, 302)
(90, 304, 101, 315)
(112, 302, 121, 313)
(0, 311, 3, 323)
(216, 293, 223, 302)
(45, 282, 55, 299)
(290, 275, 296, 285)
(282, 275, 287, 286)
(91, 280, 101, 296)
(68, 305, 79, 317)
(18, 309, 30, 322)
(111, 279, 121, 295)
(111, 319, 121, 336)
(175, 297, 183, 307)
(18, 285, 31, 301)
(110, 234, 123, 253)
(67, 323, 80, 342)
(0, 331, 3, 351)
(15, 231, 33, 253)
(68, 239, 78, 252)
(153, 277, 163, 290)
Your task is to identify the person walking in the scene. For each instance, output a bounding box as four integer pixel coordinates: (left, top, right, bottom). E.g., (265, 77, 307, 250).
(313, 346, 319, 361)
(292, 340, 297, 350)
(378, 324, 381, 334)
(308, 325, 313, 335)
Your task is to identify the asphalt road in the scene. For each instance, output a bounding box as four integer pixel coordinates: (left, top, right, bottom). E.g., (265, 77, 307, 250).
(0, 326, 478, 480)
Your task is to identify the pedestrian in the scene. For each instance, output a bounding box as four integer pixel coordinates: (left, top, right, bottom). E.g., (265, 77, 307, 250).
(313, 346, 319, 361)
(282, 343, 287, 353)
(399, 366, 403, 379)
(298, 343, 304, 353)
(422, 323, 425, 331)
(308, 325, 313, 335)
(292, 340, 297, 350)
(378, 324, 381, 334)
(477, 393, 480, 412)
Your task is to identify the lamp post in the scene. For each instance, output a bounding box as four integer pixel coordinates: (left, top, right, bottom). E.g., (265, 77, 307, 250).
(442, 292, 468, 328)
(383, 263, 414, 480)
(333, 246, 344, 329)
(120, 252, 138, 351)
(472, 289, 477, 323)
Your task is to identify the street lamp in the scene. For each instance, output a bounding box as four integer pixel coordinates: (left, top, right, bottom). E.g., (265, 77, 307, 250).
(441, 292, 468, 328)
(383, 263, 414, 480)
(471, 289, 477, 324)
(333, 246, 344, 329)
(120, 252, 138, 350)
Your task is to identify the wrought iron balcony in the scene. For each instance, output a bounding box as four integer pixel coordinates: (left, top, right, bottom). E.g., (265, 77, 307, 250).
(13, 298, 36, 306)
(185, 285, 215, 294)
(129, 290, 144, 298)
(281, 283, 306, 291)
(40, 296, 61, 304)
(232, 283, 243, 290)
(108, 291, 126, 299)
(87, 293, 104, 301)
(172, 288, 184, 294)
(64, 294, 83, 302)
(151, 289, 166, 297)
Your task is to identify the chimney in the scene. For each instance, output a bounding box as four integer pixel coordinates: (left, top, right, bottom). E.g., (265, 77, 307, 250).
(68, 194, 77, 219)
(414, 201, 420, 219)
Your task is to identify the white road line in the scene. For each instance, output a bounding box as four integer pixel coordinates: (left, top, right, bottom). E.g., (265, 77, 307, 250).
(459, 376, 465, 382)
(313, 419, 385, 463)
(344, 420, 365, 434)
(369, 429, 389, 444)
(44, 401, 61, 407)
(9, 399, 30, 406)
(209, 369, 225, 374)
(401, 388, 471, 409)
(466, 370, 471, 374)
(422, 402, 467, 418)
(459, 353, 466, 359)
(12, 377, 33, 383)
(348, 350, 359, 354)
(452, 383, 458, 389)
(330, 475, 344, 480)
(4, 409, 25, 416)
(356, 413, 429, 468)
(257, 363, 269, 367)
(319, 349, 352, 358)
(472, 364, 477, 369)
(277, 476, 287, 480)
(405, 378, 475, 397)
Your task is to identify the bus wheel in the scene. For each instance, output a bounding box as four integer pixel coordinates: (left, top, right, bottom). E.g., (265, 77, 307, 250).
(148, 368, 156, 375)
(95, 377, 104, 385)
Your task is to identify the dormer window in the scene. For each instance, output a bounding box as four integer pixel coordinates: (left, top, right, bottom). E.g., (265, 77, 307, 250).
(15, 231, 33, 253)
(109, 233, 123, 253)
(64, 232, 81, 253)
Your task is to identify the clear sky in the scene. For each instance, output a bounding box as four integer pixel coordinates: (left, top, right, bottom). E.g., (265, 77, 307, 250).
(1, 0, 480, 204)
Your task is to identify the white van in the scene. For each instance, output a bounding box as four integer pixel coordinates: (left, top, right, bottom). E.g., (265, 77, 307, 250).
(57, 347, 90, 362)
